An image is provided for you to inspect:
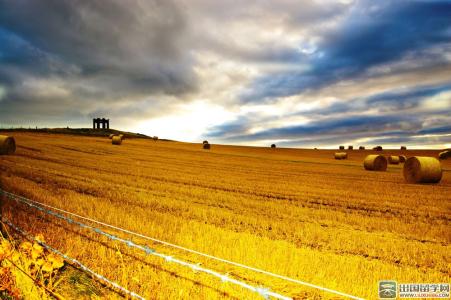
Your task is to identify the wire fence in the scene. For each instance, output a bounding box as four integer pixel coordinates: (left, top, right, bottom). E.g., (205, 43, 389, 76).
(0, 188, 364, 300)
(0, 189, 292, 300)
(2, 218, 145, 300)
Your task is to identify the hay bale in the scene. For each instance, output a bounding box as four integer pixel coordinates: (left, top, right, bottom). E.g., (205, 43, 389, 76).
(364, 155, 387, 171)
(119, 134, 124, 140)
(339, 145, 345, 150)
(334, 152, 347, 160)
(388, 155, 400, 164)
(348, 145, 353, 150)
(438, 150, 451, 160)
(153, 136, 158, 141)
(109, 134, 115, 139)
(400, 146, 407, 150)
(271, 144, 276, 149)
(203, 143, 210, 150)
(112, 136, 122, 145)
(202, 140, 209, 144)
(403, 156, 442, 183)
(399, 155, 407, 163)
(359, 146, 365, 150)
(373, 146, 383, 151)
(0, 135, 16, 155)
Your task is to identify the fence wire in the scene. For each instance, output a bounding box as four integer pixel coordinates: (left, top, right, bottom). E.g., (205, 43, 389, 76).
(1, 189, 293, 300)
(2, 218, 145, 300)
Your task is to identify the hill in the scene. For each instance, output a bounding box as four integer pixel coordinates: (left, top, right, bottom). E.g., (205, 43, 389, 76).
(0, 127, 153, 140)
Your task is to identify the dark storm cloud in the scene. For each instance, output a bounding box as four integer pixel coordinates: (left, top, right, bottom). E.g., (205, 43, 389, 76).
(366, 134, 451, 146)
(365, 84, 451, 106)
(302, 83, 451, 117)
(242, 0, 451, 102)
(209, 115, 451, 148)
(277, 132, 451, 148)
(0, 0, 197, 126)
(418, 125, 451, 135)
(0, 0, 194, 87)
(208, 81, 451, 144)
(209, 115, 419, 142)
(0, 28, 68, 85)
(207, 120, 253, 139)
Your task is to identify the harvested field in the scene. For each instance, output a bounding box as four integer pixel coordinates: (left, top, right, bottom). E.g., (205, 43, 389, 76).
(0, 132, 450, 299)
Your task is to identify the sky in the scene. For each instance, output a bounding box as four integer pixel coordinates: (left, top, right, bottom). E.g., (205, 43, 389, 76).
(0, 0, 450, 149)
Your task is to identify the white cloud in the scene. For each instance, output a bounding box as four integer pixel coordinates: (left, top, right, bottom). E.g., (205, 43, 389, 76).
(420, 91, 451, 111)
(135, 100, 234, 141)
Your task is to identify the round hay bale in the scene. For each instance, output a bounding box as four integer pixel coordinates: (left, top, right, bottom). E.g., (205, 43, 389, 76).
(109, 134, 115, 139)
(112, 136, 122, 145)
(403, 156, 442, 183)
(399, 155, 407, 163)
(348, 145, 353, 150)
(364, 155, 387, 171)
(203, 143, 210, 150)
(202, 140, 209, 145)
(271, 144, 276, 149)
(334, 152, 347, 160)
(359, 146, 365, 150)
(400, 146, 407, 150)
(339, 145, 345, 150)
(438, 150, 451, 160)
(153, 136, 158, 141)
(388, 155, 400, 164)
(0, 135, 16, 155)
(373, 146, 383, 151)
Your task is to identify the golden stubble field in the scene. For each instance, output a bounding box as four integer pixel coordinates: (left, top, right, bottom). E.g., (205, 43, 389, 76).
(0, 132, 450, 299)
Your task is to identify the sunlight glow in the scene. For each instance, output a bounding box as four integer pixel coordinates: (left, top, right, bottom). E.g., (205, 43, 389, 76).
(137, 101, 234, 142)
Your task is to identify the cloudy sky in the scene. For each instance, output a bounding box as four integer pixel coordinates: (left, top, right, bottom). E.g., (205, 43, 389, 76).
(0, 0, 450, 148)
